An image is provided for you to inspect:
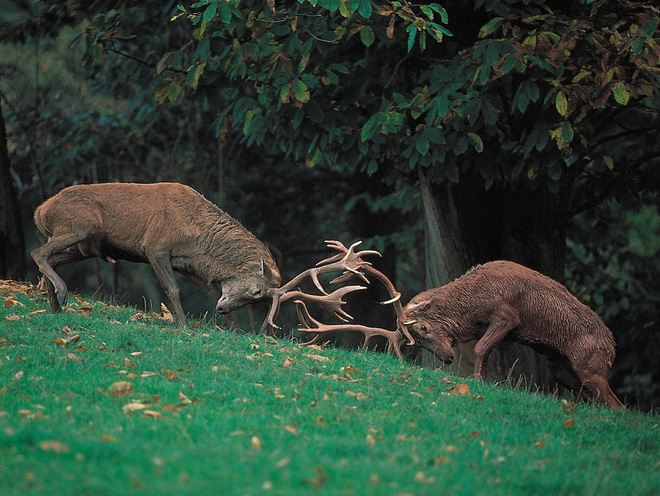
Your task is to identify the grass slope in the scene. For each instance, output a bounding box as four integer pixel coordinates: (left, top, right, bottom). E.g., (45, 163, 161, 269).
(0, 280, 658, 495)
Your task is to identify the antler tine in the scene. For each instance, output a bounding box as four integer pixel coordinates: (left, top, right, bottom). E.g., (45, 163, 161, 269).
(295, 298, 404, 358)
(260, 239, 413, 355)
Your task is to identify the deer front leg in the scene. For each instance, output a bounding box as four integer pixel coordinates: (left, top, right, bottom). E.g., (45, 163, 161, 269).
(147, 252, 189, 328)
(473, 306, 520, 379)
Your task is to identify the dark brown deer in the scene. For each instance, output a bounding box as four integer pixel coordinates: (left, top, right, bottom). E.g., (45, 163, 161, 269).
(31, 182, 281, 328)
(264, 243, 624, 409)
(401, 261, 625, 409)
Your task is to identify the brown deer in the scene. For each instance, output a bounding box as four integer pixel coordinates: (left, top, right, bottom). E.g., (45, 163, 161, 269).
(400, 261, 625, 409)
(31, 182, 281, 328)
(263, 243, 624, 409)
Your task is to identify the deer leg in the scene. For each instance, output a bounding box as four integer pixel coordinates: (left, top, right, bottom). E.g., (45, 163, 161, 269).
(31, 237, 90, 308)
(147, 252, 189, 328)
(473, 306, 520, 380)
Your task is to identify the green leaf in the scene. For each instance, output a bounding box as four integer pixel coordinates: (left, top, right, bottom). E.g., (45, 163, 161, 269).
(479, 17, 503, 39)
(203, 2, 217, 23)
(407, 25, 416, 53)
(360, 26, 375, 47)
(555, 91, 568, 116)
(468, 132, 483, 153)
(613, 81, 630, 105)
(293, 79, 310, 103)
(561, 121, 574, 143)
(219, 2, 232, 23)
(361, 113, 380, 141)
(415, 135, 430, 155)
(358, 0, 373, 18)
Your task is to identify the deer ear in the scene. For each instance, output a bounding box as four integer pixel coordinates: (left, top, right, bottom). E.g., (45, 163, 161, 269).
(407, 297, 432, 314)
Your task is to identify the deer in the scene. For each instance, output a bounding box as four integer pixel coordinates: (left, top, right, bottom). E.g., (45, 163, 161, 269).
(263, 242, 624, 409)
(31, 182, 281, 328)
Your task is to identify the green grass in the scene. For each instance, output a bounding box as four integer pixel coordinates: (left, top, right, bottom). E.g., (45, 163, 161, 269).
(0, 281, 658, 496)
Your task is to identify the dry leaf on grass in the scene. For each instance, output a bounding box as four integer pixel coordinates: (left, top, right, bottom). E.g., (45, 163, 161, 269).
(160, 303, 174, 322)
(303, 353, 330, 362)
(285, 425, 299, 435)
(143, 410, 162, 418)
(122, 402, 148, 413)
(161, 369, 180, 381)
(108, 381, 134, 395)
(449, 383, 471, 396)
(3, 298, 23, 308)
(251, 436, 262, 451)
(53, 335, 80, 345)
(39, 440, 71, 453)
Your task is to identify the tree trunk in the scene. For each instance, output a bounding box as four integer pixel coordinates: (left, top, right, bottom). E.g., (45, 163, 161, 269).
(0, 99, 26, 280)
(420, 171, 559, 391)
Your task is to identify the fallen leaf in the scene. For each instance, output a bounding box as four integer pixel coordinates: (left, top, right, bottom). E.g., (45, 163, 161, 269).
(39, 440, 70, 453)
(122, 402, 147, 413)
(315, 416, 327, 427)
(282, 357, 293, 368)
(251, 436, 262, 451)
(124, 358, 136, 368)
(285, 425, 299, 435)
(3, 299, 22, 308)
(366, 434, 376, 448)
(141, 371, 159, 378)
(161, 369, 179, 381)
(13, 371, 24, 380)
(143, 410, 162, 418)
(449, 383, 471, 396)
(276, 457, 290, 468)
(304, 353, 330, 362)
(563, 418, 576, 428)
(160, 302, 174, 322)
(108, 381, 134, 393)
(178, 392, 193, 404)
(80, 306, 93, 316)
(435, 456, 451, 465)
(101, 434, 118, 442)
(53, 335, 80, 345)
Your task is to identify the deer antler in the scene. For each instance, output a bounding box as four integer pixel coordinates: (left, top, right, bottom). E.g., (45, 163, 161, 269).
(260, 240, 415, 355)
(294, 300, 405, 358)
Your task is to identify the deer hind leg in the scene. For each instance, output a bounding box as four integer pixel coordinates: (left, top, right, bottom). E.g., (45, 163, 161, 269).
(31, 236, 90, 309)
(472, 305, 521, 380)
(146, 251, 189, 328)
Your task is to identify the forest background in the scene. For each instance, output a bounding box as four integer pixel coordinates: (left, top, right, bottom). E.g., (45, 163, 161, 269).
(0, 0, 658, 411)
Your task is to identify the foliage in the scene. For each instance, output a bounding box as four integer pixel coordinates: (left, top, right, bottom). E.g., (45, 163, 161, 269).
(567, 199, 660, 411)
(1, 281, 659, 495)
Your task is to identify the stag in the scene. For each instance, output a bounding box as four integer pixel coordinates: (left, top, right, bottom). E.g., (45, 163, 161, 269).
(31, 182, 281, 328)
(263, 245, 624, 409)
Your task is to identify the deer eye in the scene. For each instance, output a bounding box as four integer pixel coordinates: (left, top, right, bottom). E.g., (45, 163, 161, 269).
(420, 324, 428, 334)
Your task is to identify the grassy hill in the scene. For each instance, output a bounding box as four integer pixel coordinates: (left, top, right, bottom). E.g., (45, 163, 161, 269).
(0, 280, 658, 495)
